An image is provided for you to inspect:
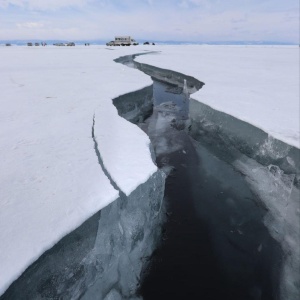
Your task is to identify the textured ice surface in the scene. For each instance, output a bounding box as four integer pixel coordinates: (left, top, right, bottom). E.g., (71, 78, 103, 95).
(184, 100, 299, 299)
(112, 86, 153, 125)
(189, 99, 300, 299)
(0, 46, 157, 295)
(1, 170, 165, 299)
(136, 45, 300, 148)
(1, 44, 299, 299)
(233, 158, 300, 300)
(113, 80, 189, 158)
(124, 54, 299, 299)
(189, 100, 300, 176)
(114, 70, 283, 298)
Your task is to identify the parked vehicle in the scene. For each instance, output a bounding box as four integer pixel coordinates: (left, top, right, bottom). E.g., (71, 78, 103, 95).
(106, 36, 138, 46)
(106, 40, 119, 46)
(52, 42, 75, 46)
(143, 41, 155, 45)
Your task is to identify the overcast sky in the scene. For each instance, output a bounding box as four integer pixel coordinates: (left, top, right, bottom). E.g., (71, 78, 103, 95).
(0, 0, 299, 42)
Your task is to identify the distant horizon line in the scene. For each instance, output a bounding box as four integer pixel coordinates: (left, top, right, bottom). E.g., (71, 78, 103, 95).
(0, 39, 298, 46)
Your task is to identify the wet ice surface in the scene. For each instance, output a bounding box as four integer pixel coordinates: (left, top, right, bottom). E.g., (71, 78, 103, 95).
(188, 99, 300, 299)
(111, 51, 300, 299)
(112, 50, 300, 298)
(135, 80, 283, 300)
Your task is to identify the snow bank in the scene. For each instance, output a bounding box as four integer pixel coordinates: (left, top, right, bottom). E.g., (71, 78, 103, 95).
(135, 45, 299, 148)
(0, 46, 156, 295)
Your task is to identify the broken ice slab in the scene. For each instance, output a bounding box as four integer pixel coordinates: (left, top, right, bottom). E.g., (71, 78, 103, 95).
(189, 99, 300, 178)
(1, 171, 165, 300)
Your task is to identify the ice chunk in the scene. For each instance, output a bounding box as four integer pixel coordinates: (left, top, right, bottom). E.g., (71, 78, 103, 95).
(233, 157, 300, 300)
(1, 171, 166, 299)
(183, 79, 188, 94)
(258, 135, 292, 160)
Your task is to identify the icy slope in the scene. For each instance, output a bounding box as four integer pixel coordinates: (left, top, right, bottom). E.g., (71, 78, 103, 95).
(0, 46, 156, 295)
(135, 45, 300, 148)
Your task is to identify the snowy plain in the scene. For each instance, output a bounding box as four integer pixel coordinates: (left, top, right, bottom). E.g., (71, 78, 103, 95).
(136, 45, 300, 149)
(0, 46, 157, 295)
(0, 44, 299, 297)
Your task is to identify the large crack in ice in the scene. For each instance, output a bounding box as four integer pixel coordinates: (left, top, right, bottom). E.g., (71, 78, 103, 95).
(116, 52, 300, 182)
(113, 52, 300, 300)
(114, 52, 204, 94)
(1, 110, 165, 300)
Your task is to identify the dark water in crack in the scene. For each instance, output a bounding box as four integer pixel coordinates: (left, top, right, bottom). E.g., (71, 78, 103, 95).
(138, 80, 282, 300)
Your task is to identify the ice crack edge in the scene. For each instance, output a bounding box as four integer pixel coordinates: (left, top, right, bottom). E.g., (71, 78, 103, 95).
(91, 114, 126, 199)
(115, 52, 300, 300)
(1, 117, 165, 300)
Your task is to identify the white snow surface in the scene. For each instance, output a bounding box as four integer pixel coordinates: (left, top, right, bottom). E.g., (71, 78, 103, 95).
(94, 105, 157, 196)
(1, 44, 298, 297)
(0, 46, 156, 295)
(136, 45, 300, 148)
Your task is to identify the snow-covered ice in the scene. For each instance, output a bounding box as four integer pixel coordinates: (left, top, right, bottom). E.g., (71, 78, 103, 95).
(136, 45, 300, 148)
(0, 46, 157, 295)
(1, 44, 299, 298)
(94, 102, 157, 196)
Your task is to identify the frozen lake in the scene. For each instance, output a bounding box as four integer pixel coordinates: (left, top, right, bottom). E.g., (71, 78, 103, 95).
(0, 45, 299, 299)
